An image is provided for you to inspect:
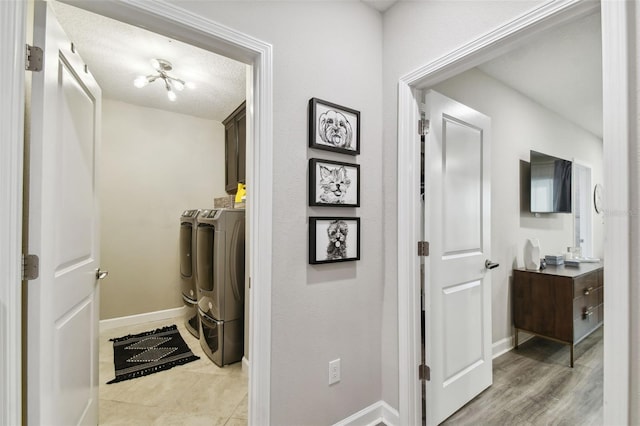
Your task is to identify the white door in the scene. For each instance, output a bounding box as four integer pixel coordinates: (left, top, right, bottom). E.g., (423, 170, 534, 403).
(423, 90, 493, 425)
(27, 2, 103, 424)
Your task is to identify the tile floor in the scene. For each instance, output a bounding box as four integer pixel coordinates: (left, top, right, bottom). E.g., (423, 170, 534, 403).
(99, 318, 247, 425)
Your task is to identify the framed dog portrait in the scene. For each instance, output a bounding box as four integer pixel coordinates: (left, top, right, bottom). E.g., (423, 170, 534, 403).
(308, 98, 360, 155)
(309, 217, 360, 264)
(309, 158, 360, 207)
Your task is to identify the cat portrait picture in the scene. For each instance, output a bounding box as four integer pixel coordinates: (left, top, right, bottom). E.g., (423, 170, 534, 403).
(309, 98, 360, 155)
(309, 159, 360, 207)
(309, 217, 360, 264)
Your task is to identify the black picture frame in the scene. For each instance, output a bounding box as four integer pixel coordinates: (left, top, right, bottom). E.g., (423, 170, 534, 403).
(309, 158, 360, 207)
(308, 98, 360, 155)
(309, 217, 360, 264)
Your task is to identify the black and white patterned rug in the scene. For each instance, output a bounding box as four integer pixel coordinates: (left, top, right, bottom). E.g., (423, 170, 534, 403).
(107, 324, 199, 384)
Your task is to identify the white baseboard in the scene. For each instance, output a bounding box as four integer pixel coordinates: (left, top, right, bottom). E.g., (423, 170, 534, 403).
(333, 400, 399, 426)
(99, 307, 185, 332)
(242, 356, 250, 376)
(492, 332, 534, 359)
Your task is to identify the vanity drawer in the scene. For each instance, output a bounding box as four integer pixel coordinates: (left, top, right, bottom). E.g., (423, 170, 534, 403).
(573, 289, 601, 320)
(574, 304, 602, 342)
(574, 273, 600, 298)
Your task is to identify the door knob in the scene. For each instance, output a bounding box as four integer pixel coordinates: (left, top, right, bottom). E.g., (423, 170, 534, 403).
(96, 268, 109, 280)
(485, 260, 499, 270)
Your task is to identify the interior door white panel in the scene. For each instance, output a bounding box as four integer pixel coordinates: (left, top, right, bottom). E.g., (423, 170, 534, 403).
(54, 60, 96, 269)
(424, 90, 492, 425)
(443, 280, 483, 383)
(28, 2, 102, 424)
(443, 118, 482, 256)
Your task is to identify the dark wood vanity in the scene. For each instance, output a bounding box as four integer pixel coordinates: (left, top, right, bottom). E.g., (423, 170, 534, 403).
(512, 262, 603, 367)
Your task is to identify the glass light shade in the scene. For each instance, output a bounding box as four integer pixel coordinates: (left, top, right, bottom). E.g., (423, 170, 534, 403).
(167, 89, 177, 102)
(172, 80, 185, 91)
(150, 58, 160, 70)
(134, 76, 148, 88)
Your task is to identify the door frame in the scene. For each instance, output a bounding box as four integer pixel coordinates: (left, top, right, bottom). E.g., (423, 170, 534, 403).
(1, 0, 273, 424)
(397, 0, 635, 424)
(0, 1, 26, 425)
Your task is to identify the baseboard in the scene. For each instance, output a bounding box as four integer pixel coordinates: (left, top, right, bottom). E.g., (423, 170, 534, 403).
(492, 332, 534, 359)
(242, 356, 250, 376)
(99, 307, 185, 332)
(333, 400, 399, 426)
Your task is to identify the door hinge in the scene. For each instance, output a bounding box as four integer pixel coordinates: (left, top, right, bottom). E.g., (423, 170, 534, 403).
(418, 118, 430, 136)
(419, 364, 431, 381)
(25, 44, 43, 72)
(22, 254, 39, 281)
(418, 241, 430, 257)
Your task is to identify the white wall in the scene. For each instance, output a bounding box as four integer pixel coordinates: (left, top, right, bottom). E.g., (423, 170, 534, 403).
(432, 67, 604, 345)
(100, 99, 226, 319)
(381, 0, 546, 408)
(159, 2, 384, 424)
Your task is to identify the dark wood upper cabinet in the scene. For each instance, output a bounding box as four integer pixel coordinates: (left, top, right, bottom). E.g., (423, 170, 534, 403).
(223, 101, 246, 194)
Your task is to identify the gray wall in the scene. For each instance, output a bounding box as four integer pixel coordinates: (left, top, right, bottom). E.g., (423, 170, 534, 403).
(100, 99, 226, 320)
(170, 2, 385, 424)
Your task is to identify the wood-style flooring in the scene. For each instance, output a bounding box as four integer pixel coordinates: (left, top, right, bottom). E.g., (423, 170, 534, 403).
(441, 327, 603, 425)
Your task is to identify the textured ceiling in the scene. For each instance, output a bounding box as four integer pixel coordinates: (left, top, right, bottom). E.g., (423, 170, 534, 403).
(50, 1, 246, 123)
(478, 11, 602, 138)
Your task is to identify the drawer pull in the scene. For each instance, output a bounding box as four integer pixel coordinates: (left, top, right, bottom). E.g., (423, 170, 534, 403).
(583, 306, 594, 319)
(583, 286, 594, 295)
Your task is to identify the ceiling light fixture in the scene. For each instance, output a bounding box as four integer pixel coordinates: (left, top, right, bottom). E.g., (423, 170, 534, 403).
(133, 58, 192, 102)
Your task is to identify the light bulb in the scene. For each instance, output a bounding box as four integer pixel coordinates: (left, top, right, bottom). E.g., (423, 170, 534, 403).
(134, 76, 148, 88)
(185, 82, 196, 89)
(150, 58, 160, 70)
(167, 89, 177, 102)
(172, 80, 185, 91)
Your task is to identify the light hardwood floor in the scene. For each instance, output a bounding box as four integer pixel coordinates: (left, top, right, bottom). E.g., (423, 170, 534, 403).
(99, 318, 247, 425)
(442, 327, 603, 425)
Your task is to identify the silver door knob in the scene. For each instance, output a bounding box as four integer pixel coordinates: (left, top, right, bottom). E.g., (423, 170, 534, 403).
(96, 268, 109, 280)
(485, 260, 499, 270)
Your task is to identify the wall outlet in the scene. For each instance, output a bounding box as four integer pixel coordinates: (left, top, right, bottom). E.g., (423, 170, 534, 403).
(328, 358, 341, 385)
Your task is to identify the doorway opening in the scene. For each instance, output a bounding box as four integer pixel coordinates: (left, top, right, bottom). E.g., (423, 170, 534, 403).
(420, 8, 604, 423)
(397, 1, 631, 424)
(25, 0, 273, 423)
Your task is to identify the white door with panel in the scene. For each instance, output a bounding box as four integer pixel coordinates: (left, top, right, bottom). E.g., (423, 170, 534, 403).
(423, 90, 493, 425)
(28, 2, 103, 424)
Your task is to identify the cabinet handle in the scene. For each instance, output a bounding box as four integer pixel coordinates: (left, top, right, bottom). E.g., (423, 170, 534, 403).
(582, 306, 594, 319)
(583, 286, 594, 295)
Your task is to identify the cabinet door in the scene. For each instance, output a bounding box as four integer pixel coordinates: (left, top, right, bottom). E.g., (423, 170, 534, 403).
(513, 271, 573, 342)
(237, 110, 246, 185)
(225, 120, 238, 193)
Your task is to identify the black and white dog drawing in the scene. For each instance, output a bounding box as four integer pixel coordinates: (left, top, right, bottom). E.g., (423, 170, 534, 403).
(318, 109, 353, 149)
(326, 220, 348, 260)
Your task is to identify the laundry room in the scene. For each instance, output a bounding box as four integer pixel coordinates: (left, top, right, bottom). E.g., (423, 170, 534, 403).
(49, 0, 251, 422)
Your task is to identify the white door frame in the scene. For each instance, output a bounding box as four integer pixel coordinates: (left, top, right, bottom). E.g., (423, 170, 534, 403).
(0, 1, 26, 425)
(1, 1, 273, 424)
(397, 0, 634, 424)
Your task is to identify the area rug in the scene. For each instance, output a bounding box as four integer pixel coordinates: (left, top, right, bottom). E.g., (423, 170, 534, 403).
(107, 324, 199, 384)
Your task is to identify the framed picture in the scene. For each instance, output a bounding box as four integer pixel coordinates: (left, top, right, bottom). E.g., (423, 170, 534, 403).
(309, 217, 360, 264)
(308, 98, 360, 155)
(309, 158, 360, 207)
